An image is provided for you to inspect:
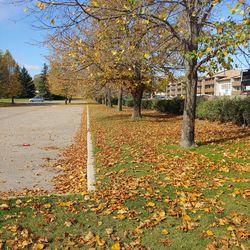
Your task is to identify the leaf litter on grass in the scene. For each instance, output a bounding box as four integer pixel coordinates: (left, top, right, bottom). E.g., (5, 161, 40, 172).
(0, 104, 249, 249)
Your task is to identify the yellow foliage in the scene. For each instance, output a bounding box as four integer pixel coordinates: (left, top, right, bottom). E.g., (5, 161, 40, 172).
(36, 2, 46, 9)
(111, 242, 121, 250)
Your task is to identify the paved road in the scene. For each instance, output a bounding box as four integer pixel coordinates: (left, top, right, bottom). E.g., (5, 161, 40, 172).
(0, 103, 83, 192)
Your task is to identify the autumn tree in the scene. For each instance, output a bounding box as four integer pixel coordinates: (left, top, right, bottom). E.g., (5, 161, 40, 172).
(80, 2, 174, 118)
(89, 0, 250, 144)
(20, 0, 249, 145)
(19, 0, 175, 118)
(0, 50, 22, 103)
(48, 53, 81, 104)
(133, 0, 249, 147)
(92, 0, 248, 145)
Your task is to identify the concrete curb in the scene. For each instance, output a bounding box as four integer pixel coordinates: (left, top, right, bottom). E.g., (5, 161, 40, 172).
(86, 105, 96, 191)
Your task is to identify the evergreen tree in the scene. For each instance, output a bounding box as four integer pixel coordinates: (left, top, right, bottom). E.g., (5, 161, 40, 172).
(19, 67, 35, 98)
(34, 63, 50, 98)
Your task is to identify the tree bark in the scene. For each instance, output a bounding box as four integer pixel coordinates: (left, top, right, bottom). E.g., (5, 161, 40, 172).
(107, 87, 113, 107)
(104, 95, 107, 105)
(69, 97, 72, 104)
(131, 84, 144, 119)
(11, 96, 14, 104)
(104, 88, 108, 106)
(180, 62, 198, 148)
(180, 15, 199, 148)
(117, 87, 123, 112)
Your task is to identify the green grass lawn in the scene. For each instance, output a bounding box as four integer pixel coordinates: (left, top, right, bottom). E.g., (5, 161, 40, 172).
(0, 105, 249, 249)
(0, 98, 29, 106)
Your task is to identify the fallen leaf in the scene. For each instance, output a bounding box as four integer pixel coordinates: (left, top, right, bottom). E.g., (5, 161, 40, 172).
(162, 229, 169, 235)
(0, 204, 9, 210)
(32, 243, 44, 250)
(111, 242, 121, 250)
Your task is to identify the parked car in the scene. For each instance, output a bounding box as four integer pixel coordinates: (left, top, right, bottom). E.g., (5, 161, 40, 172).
(29, 96, 44, 102)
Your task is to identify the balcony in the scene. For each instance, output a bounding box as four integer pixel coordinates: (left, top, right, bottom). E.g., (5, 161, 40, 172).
(204, 88, 215, 94)
(204, 79, 215, 85)
(204, 86, 214, 91)
(232, 81, 241, 87)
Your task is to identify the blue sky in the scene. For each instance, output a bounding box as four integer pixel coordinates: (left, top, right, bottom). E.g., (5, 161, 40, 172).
(0, 0, 48, 77)
(0, 1, 248, 78)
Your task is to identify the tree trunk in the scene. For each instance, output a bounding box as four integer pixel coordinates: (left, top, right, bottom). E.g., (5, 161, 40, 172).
(11, 96, 14, 104)
(131, 84, 144, 119)
(180, 63, 197, 148)
(65, 97, 68, 105)
(107, 87, 113, 108)
(104, 87, 108, 106)
(117, 87, 123, 112)
(180, 13, 199, 148)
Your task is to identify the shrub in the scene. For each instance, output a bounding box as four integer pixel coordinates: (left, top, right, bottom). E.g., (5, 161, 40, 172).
(50, 94, 65, 100)
(112, 97, 118, 105)
(153, 98, 184, 115)
(124, 98, 134, 107)
(141, 99, 154, 109)
(123, 97, 184, 115)
(196, 96, 250, 126)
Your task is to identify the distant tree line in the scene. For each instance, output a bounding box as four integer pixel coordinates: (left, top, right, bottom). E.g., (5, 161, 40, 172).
(0, 50, 35, 103)
(0, 50, 52, 103)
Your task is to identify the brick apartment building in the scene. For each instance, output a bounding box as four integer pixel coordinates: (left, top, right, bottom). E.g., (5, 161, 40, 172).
(166, 69, 243, 98)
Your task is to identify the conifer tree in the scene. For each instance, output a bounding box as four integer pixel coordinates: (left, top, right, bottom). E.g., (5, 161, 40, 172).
(34, 63, 50, 98)
(19, 67, 35, 98)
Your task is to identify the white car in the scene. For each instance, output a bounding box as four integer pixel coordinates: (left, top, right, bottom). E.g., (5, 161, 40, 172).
(29, 97, 45, 102)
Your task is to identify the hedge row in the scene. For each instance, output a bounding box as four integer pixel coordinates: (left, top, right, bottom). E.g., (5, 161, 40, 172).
(124, 98, 184, 115)
(196, 97, 250, 126)
(123, 96, 250, 126)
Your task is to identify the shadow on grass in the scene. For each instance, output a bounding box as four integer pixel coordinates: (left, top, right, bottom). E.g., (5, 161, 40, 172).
(143, 112, 183, 123)
(96, 107, 183, 123)
(197, 131, 250, 146)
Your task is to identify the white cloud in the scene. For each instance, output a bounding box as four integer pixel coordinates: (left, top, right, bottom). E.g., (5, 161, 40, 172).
(24, 64, 41, 71)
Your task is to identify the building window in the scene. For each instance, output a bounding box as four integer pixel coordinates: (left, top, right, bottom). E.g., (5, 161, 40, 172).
(233, 86, 241, 91)
(205, 77, 214, 81)
(205, 84, 214, 89)
(221, 83, 230, 90)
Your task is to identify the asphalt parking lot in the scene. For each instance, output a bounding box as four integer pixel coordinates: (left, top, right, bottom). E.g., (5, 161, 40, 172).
(0, 103, 83, 192)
